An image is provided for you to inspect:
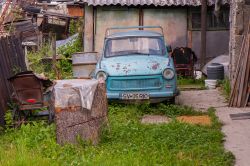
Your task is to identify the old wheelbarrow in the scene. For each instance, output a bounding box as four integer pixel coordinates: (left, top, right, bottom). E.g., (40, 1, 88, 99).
(8, 71, 54, 126)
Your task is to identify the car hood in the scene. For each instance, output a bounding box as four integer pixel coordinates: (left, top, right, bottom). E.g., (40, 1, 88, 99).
(99, 55, 172, 76)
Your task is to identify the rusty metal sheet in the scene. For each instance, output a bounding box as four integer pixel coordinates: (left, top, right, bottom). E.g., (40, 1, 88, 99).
(67, 4, 84, 17)
(0, 36, 27, 125)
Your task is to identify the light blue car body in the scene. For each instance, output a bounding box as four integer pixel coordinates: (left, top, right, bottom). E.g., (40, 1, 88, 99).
(95, 27, 179, 102)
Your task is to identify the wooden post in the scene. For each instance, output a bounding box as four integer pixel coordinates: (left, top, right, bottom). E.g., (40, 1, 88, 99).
(51, 33, 59, 79)
(139, 7, 144, 30)
(24, 46, 29, 70)
(200, 0, 207, 68)
(187, 30, 193, 48)
(84, 5, 94, 52)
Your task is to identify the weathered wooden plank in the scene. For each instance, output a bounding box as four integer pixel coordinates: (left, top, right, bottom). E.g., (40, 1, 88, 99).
(236, 35, 250, 107)
(230, 34, 250, 107)
(84, 5, 94, 52)
(229, 36, 246, 106)
(241, 37, 250, 106)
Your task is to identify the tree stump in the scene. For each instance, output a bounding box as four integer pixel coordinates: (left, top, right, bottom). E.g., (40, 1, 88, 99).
(53, 79, 108, 145)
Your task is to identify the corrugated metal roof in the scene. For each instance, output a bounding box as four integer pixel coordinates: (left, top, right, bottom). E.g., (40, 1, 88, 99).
(82, 0, 230, 6)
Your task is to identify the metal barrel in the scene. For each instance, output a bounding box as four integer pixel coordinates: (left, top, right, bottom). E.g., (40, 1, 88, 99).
(207, 63, 224, 80)
(72, 52, 98, 78)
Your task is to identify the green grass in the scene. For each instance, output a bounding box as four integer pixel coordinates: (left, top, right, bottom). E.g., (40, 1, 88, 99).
(0, 104, 234, 166)
(218, 79, 231, 101)
(177, 77, 205, 90)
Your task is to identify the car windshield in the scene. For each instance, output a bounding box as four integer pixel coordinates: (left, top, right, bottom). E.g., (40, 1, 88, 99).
(105, 37, 165, 57)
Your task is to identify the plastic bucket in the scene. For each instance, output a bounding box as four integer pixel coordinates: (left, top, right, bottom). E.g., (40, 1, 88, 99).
(205, 79, 217, 89)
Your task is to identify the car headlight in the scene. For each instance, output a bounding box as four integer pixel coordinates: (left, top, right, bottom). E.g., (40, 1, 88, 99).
(96, 71, 107, 81)
(163, 69, 175, 79)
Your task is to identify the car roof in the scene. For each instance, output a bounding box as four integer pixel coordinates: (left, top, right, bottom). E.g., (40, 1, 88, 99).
(106, 30, 163, 39)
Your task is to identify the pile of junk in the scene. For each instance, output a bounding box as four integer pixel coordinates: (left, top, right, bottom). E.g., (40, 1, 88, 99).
(8, 71, 54, 127)
(171, 47, 229, 89)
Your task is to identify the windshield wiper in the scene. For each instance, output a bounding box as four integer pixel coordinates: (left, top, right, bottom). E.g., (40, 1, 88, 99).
(130, 52, 150, 56)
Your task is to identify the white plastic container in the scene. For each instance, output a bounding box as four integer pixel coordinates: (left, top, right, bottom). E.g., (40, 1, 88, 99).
(205, 79, 217, 89)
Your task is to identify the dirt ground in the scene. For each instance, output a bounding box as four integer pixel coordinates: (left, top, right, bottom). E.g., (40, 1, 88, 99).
(177, 89, 250, 166)
(176, 115, 212, 126)
(176, 89, 228, 111)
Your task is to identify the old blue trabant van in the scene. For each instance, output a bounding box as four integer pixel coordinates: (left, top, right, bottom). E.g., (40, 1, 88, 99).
(95, 26, 179, 103)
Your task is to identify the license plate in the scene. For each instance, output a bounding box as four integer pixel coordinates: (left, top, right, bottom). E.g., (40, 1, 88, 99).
(121, 93, 149, 100)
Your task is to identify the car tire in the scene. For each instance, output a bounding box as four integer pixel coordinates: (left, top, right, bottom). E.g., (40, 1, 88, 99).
(169, 97, 175, 104)
(164, 97, 175, 105)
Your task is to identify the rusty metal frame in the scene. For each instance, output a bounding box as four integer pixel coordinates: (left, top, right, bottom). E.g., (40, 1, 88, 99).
(0, 36, 26, 126)
(105, 26, 164, 37)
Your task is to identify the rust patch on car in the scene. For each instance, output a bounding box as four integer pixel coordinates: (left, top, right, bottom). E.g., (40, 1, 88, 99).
(116, 63, 121, 70)
(152, 63, 160, 70)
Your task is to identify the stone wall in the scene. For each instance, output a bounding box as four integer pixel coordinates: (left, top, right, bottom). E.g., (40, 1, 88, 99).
(230, 0, 250, 79)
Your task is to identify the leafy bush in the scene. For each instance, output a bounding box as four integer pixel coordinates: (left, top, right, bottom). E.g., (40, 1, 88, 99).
(27, 35, 82, 79)
(57, 36, 82, 58)
(27, 44, 57, 79)
(27, 18, 83, 79)
(69, 18, 84, 36)
(56, 35, 83, 79)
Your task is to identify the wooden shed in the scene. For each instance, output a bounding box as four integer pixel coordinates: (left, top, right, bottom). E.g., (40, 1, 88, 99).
(83, 0, 230, 67)
(67, 4, 84, 17)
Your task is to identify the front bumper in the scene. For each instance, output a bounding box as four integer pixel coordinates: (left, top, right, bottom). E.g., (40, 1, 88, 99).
(107, 91, 178, 100)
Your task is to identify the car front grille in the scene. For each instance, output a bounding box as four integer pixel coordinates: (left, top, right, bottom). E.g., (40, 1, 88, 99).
(108, 76, 162, 91)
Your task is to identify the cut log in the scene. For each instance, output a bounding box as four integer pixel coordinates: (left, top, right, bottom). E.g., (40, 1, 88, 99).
(53, 79, 108, 145)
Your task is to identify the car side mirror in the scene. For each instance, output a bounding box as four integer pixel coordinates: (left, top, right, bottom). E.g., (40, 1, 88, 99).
(166, 46, 172, 53)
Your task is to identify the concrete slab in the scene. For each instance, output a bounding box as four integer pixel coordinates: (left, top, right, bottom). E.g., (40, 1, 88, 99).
(177, 89, 250, 166)
(216, 107, 250, 166)
(176, 89, 228, 111)
(141, 115, 171, 124)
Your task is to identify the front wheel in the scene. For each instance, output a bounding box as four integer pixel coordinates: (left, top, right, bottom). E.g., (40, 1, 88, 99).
(169, 97, 175, 104)
(164, 97, 175, 105)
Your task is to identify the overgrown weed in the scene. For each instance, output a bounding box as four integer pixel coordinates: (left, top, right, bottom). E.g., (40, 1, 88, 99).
(0, 104, 234, 165)
(218, 78, 231, 101)
(177, 76, 205, 86)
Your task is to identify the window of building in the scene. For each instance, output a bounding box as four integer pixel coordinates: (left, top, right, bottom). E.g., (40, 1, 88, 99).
(189, 7, 230, 31)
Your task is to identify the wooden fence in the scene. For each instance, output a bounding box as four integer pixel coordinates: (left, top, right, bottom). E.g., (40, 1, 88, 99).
(0, 36, 26, 126)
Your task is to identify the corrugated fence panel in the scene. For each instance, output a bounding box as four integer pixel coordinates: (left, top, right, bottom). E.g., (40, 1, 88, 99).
(0, 36, 26, 126)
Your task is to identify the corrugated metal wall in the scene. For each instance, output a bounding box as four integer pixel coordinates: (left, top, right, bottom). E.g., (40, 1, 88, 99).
(0, 36, 26, 125)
